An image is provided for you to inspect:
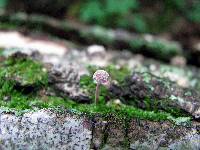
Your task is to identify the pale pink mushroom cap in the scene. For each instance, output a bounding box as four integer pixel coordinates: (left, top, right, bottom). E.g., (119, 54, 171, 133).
(93, 70, 109, 85)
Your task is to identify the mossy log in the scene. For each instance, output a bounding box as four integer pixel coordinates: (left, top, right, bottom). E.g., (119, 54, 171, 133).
(0, 11, 182, 62)
(0, 52, 200, 148)
(110, 72, 200, 119)
(2, 51, 200, 120)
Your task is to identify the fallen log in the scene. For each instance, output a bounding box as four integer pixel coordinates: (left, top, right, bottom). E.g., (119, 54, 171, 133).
(0, 11, 182, 62)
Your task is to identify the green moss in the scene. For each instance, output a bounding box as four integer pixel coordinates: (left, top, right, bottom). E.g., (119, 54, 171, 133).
(0, 54, 48, 86)
(43, 98, 192, 125)
(0, 56, 191, 125)
(26, 95, 186, 122)
(87, 64, 131, 84)
(79, 65, 191, 124)
(80, 74, 109, 104)
(0, 54, 49, 111)
(0, 91, 191, 124)
(80, 65, 131, 103)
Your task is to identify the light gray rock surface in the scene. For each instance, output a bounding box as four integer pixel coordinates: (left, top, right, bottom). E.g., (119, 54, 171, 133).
(0, 109, 92, 150)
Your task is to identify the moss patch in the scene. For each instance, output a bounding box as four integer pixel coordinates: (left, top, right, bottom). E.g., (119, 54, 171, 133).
(0, 53, 48, 112)
(0, 95, 190, 124)
(0, 55, 191, 125)
(0, 91, 192, 125)
(79, 65, 191, 124)
(80, 65, 131, 103)
(0, 53, 48, 86)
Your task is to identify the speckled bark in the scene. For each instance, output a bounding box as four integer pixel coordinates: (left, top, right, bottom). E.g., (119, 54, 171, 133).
(128, 119, 197, 149)
(0, 109, 199, 150)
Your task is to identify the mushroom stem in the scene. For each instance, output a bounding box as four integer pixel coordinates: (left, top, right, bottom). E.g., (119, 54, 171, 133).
(95, 83, 100, 105)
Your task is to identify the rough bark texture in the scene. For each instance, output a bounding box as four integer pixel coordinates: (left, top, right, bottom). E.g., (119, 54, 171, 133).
(6, 51, 200, 119)
(110, 72, 200, 119)
(48, 64, 91, 103)
(128, 119, 200, 150)
(0, 109, 199, 150)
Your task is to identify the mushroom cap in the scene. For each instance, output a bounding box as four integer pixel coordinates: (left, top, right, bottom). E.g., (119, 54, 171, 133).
(93, 70, 109, 85)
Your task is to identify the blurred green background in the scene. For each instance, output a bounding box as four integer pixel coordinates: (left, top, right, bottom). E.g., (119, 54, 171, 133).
(1, 0, 200, 33)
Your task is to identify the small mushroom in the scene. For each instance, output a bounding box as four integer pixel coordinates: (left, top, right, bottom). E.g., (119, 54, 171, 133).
(93, 70, 110, 105)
